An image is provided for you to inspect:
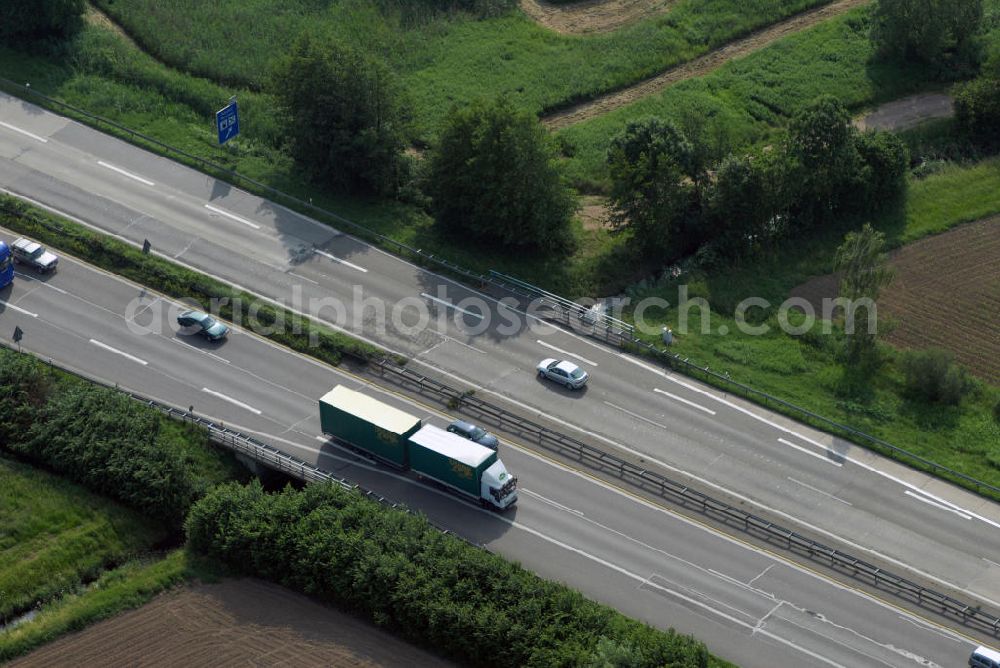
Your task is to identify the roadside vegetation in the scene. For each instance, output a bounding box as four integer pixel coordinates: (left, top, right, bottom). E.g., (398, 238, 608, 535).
(0, 455, 167, 626)
(0, 346, 723, 666)
(187, 480, 712, 668)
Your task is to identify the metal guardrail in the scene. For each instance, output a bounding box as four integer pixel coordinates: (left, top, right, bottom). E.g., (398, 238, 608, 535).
(487, 270, 634, 346)
(368, 356, 1000, 636)
(3, 80, 998, 507)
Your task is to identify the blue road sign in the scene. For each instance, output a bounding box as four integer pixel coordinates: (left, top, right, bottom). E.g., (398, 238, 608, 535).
(216, 100, 240, 144)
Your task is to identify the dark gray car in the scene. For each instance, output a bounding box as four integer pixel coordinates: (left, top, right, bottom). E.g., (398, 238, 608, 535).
(447, 420, 499, 450)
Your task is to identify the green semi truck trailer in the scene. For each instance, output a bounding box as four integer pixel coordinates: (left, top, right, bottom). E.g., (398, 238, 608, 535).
(319, 385, 518, 511)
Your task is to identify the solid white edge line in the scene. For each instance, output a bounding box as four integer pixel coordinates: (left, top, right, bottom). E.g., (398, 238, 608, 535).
(314, 249, 368, 273)
(89, 339, 148, 365)
(778, 438, 843, 467)
(420, 292, 484, 320)
(904, 491, 973, 520)
(97, 160, 154, 186)
(0, 120, 48, 143)
(652, 387, 716, 415)
(204, 203, 261, 229)
(537, 339, 598, 366)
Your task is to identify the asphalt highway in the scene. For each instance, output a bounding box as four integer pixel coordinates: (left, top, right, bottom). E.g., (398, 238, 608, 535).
(0, 229, 987, 667)
(3, 91, 999, 616)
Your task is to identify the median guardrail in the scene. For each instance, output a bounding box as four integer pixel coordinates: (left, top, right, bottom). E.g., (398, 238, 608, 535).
(367, 355, 1000, 637)
(3, 338, 998, 636)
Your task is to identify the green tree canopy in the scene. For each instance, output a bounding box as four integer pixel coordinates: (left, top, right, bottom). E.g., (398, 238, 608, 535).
(786, 95, 861, 227)
(834, 223, 894, 367)
(0, 0, 84, 47)
(871, 0, 983, 75)
(606, 118, 701, 258)
(426, 96, 576, 250)
(270, 32, 408, 196)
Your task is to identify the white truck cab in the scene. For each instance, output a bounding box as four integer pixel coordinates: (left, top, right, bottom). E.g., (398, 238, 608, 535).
(482, 459, 517, 510)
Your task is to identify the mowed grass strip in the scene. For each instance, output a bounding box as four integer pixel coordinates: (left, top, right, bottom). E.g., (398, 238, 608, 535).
(0, 455, 168, 623)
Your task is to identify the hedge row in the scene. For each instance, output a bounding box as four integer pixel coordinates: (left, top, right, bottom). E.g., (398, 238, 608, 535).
(186, 480, 710, 668)
(0, 350, 242, 526)
(0, 195, 397, 366)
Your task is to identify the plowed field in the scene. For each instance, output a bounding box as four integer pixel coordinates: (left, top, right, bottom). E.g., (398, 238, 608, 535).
(520, 0, 675, 34)
(791, 216, 1000, 384)
(10, 579, 452, 668)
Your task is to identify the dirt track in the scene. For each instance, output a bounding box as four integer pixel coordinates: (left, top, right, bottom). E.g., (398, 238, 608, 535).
(790, 216, 1000, 383)
(11, 579, 453, 668)
(542, 0, 871, 130)
(855, 93, 955, 132)
(520, 0, 675, 34)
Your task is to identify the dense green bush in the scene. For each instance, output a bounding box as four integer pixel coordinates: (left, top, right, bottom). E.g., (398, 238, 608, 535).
(0, 349, 242, 526)
(0, 0, 84, 49)
(954, 76, 1000, 150)
(270, 33, 408, 196)
(187, 481, 710, 668)
(428, 96, 577, 251)
(900, 348, 973, 405)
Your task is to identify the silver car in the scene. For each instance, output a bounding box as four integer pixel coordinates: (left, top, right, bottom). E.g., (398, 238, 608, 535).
(11, 238, 58, 273)
(536, 358, 589, 390)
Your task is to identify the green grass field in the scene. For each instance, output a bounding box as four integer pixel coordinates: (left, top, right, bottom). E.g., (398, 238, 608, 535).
(0, 548, 214, 662)
(91, 0, 831, 140)
(0, 455, 168, 624)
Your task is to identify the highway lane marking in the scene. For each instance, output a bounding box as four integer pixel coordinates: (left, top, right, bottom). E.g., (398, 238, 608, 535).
(14, 272, 68, 293)
(420, 292, 484, 320)
(438, 334, 486, 354)
(536, 340, 597, 366)
(652, 387, 715, 415)
(287, 442, 845, 667)
(904, 491, 972, 520)
(747, 564, 776, 586)
(983, 558, 1000, 568)
(778, 438, 843, 467)
(314, 249, 368, 273)
(287, 271, 318, 285)
(787, 478, 853, 506)
(0, 300, 39, 317)
(603, 401, 669, 430)
(168, 337, 231, 364)
(143, 399, 980, 657)
(520, 488, 584, 516)
(0, 120, 48, 143)
(201, 388, 262, 415)
(8, 198, 997, 616)
(403, 354, 1000, 609)
(97, 160, 155, 186)
(89, 339, 148, 365)
(204, 203, 261, 230)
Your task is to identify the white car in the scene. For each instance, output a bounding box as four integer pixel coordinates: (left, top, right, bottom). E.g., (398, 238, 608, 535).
(536, 358, 589, 390)
(11, 238, 58, 273)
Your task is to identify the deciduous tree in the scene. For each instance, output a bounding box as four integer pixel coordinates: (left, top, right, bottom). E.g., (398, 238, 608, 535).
(606, 119, 700, 258)
(834, 223, 894, 367)
(871, 0, 983, 76)
(0, 0, 84, 47)
(426, 96, 576, 250)
(270, 32, 408, 196)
